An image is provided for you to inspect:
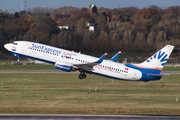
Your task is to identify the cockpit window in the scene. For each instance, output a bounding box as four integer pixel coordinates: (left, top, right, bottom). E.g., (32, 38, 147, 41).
(12, 43, 18, 45)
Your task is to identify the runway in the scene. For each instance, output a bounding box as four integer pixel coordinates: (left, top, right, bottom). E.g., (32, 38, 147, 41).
(0, 114, 180, 120)
(0, 70, 179, 74)
(161, 71, 180, 74)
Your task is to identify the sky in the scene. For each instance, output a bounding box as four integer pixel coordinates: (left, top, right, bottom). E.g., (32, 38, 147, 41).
(1, 0, 180, 13)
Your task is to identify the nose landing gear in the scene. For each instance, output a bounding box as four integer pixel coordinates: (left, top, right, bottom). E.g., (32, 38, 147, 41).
(78, 73, 86, 79)
(17, 56, 20, 62)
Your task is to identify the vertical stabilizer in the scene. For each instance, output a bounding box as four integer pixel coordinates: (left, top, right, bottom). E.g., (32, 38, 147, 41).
(133, 45, 174, 73)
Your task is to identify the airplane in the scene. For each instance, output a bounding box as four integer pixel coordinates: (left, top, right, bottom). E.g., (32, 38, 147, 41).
(4, 41, 174, 82)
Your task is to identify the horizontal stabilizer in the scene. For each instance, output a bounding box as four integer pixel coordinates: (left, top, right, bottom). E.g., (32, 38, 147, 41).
(147, 73, 169, 77)
(110, 51, 121, 61)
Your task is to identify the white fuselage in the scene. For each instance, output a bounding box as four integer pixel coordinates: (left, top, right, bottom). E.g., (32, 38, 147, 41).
(4, 41, 142, 81)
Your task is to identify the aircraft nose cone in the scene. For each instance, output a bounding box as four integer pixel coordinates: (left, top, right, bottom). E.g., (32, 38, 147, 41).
(4, 44, 8, 49)
(4, 43, 12, 52)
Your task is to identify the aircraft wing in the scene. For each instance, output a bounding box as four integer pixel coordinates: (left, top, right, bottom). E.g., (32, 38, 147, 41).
(73, 53, 107, 71)
(110, 51, 121, 61)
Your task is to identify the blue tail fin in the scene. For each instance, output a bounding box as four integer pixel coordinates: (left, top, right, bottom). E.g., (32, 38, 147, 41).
(133, 45, 174, 74)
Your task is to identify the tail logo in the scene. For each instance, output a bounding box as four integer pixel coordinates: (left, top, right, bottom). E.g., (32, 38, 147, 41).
(146, 50, 168, 66)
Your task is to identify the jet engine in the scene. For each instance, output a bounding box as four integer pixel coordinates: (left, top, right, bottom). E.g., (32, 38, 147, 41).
(55, 62, 72, 72)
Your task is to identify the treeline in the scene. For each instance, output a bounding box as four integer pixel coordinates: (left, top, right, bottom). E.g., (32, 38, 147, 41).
(1, 5, 180, 60)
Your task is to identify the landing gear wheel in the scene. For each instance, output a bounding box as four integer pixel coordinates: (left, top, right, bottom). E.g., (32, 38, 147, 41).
(78, 73, 86, 79)
(82, 74, 86, 78)
(79, 74, 83, 79)
(17, 57, 20, 62)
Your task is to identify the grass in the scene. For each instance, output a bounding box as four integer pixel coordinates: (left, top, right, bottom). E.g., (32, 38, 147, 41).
(0, 64, 180, 71)
(162, 66, 180, 71)
(0, 73, 179, 115)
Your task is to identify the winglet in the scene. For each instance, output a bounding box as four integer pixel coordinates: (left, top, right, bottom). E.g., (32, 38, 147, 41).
(110, 51, 121, 61)
(96, 53, 107, 63)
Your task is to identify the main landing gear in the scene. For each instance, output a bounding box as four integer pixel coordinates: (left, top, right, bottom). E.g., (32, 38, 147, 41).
(78, 72, 86, 79)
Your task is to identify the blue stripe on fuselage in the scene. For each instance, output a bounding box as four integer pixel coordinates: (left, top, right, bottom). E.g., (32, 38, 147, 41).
(12, 52, 55, 64)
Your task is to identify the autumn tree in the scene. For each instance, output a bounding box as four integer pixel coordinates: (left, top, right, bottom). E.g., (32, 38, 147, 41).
(0, 12, 10, 24)
(108, 21, 121, 31)
(155, 31, 167, 50)
(2, 5, 180, 60)
(134, 31, 146, 52)
(123, 30, 136, 52)
(77, 18, 86, 33)
(22, 22, 49, 44)
(95, 31, 110, 52)
(110, 32, 121, 52)
(146, 31, 156, 52)
(32, 15, 59, 37)
(97, 7, 110, 14)
(50, 31, 82, 50)
(121, 7, 138, 17)
(82, 29, 96, 52)
(28, 7, 54, 15)
(52, 6, 79, 15)
(95, 14, 107, 26)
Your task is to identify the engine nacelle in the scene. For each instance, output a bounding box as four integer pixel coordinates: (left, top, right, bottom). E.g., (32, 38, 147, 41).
(55, 62, 72, 72)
